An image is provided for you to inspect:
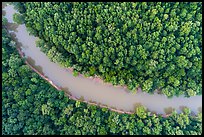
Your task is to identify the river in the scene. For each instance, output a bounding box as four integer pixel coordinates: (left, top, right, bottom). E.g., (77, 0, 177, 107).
(3, 3, 202, 115)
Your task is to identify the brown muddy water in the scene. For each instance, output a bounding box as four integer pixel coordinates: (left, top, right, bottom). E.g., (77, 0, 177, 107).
(3, 4, 202, 114)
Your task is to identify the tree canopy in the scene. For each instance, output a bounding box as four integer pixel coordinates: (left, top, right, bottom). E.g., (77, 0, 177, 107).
(2, 14, 202, 135)
(14, 2, 202, 97)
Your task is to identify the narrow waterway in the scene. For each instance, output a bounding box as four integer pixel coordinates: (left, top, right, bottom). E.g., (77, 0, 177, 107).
(3, 4, 202, 114)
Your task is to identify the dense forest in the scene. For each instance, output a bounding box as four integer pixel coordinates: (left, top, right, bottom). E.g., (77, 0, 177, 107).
(2, 14, 202, 135)
(12, 2, 202, 98)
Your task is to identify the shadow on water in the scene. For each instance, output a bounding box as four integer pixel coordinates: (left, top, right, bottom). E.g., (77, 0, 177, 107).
(134, 102, 154, 114)
(134, 103, 143, 112)
(164, 107, 176, 115)
(61, 87, 72, 96)
(179, 105, 189, 113)
(198, 107, 202, 113)
(26, 56, 44, 74)
(8, 32, 24, 49)
(156, 89, 163, 95)
(2, 2, 7, 9)
(6, 22, 19, 32)
(7, 30, 44, 76)
(2, 9, 6, 16)
(151, 111, 158, 115)
(134, 102, 142, 108)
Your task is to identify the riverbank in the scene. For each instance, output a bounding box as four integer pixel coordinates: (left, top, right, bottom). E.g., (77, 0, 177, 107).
(3, 3, 202, 116)
(3, 22, 202, 135)
(14, 45, 180, 118)
(16, 44, 136, 115)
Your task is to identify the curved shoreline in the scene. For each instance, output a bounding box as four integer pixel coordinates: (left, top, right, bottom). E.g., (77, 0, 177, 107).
(66, 68, 131, 91)
(16, 46, 136, 114)
(16, 47, 136, 114)
(15, 45, 187, 118)
(3, 3, 202, 116)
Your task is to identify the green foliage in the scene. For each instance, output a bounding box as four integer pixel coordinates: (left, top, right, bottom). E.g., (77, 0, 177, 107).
(12, 2, 26, 14)
(17, 2, 202, 97)
(136, 105, 147, 119)
(2, 3, 202, 135)
(73, 70, 79, 77)
(2, 17, 8, 26)
(13, 13, 24, 24)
